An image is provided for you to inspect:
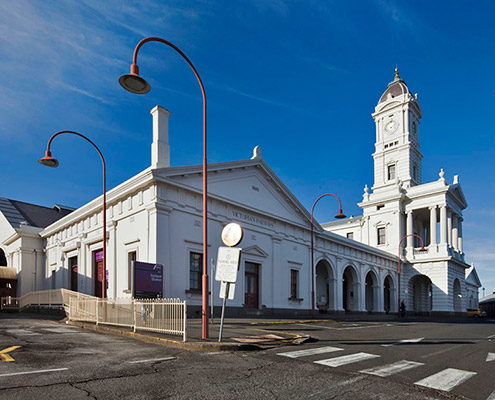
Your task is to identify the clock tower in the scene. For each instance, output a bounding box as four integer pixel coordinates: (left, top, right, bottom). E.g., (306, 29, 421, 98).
(371, 68, 423, 191)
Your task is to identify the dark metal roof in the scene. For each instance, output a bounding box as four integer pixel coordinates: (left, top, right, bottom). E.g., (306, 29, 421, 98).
(0, 197, 73, 229)
(378, 68, 411, 104)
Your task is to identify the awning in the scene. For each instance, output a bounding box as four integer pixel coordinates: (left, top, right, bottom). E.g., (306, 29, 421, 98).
(0, 267, 17, 280)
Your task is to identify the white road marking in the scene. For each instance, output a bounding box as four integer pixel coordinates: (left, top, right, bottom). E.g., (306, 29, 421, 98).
(486, 333, 495, 339)
(414, 368, 476, 392)
(486, 352, 495, 362)
(277, 346, 343, 358)
(297, 323, 390, 331)
(128, 357, 176, 364)
(314, 352, 380, 367)
(0, 368, 69, 377)
(486, 389, 495, 400)
(360, 360, 424, 377)
(382, 337, 424, 347)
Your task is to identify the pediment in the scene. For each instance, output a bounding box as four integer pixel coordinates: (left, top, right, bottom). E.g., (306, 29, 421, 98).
(448, 184, 468, 209)
(242, 245, 269, 258)
(155, 160, 312, 227)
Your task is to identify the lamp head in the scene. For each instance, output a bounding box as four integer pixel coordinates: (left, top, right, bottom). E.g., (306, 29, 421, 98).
(335, 209, 347, 219)
(119, 63, 150, 94)
(38, 151, 59, 168)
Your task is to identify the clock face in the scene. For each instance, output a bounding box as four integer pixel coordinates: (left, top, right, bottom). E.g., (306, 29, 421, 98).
(385, 119, 399, 134)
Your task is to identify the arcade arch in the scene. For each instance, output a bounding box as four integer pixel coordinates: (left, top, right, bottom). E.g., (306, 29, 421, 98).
(408, 274, 432, 313)
(316, 259, 335, 312)
(342, 265, 359, 312)
(383, 274, 395, 313)
(365, 270, 378, 313)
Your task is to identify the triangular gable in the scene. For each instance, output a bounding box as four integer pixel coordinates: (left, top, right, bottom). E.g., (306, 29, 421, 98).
(242, 245, 269, 258)
(154, 158, 313, 228)
(465, 265, 482, 288)
(448, 184, 468, 209)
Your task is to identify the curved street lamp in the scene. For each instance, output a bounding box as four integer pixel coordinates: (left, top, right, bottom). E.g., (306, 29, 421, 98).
(397, 233, 425, 318)
(119, 37, 209, 338)
(39, 130, 107, 298)
(310, 193, 346, 318)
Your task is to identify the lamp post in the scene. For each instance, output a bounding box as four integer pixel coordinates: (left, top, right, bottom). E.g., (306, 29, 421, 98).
(39, 130, 107, 298)
(310, 193, 346, 318)
(119, 37, 209, 339)
(397, 233, 425, 318)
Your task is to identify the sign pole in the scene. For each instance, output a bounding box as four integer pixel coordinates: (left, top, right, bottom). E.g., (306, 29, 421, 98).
(218, 282, 229, 342)
(210, 258, 215, 323)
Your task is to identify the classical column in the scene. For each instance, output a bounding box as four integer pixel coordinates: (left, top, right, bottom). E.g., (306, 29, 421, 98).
(429, 206, 437, 246)
(458, 217, 463, 253)
(452, 214, 459, 251)
(406, 210, 414, 249)
(447, 210, 452, 247)
(440, 204, 448, 245)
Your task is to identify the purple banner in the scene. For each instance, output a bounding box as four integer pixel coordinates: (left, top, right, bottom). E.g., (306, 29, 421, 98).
(133, 261, 163, 298)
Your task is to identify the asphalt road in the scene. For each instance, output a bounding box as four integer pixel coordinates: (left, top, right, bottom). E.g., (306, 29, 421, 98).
(260, 318, 495, 400)
(0, 313, 493, 399)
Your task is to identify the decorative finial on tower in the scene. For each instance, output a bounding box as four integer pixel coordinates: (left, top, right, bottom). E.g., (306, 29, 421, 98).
(394, 67, 400, 82)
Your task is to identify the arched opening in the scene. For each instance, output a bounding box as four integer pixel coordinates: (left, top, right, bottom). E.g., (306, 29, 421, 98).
(365, 270, 378, 313)
(383, 275, 394, 314)
(453, 278, 462, 312)
(343, 266, 359, 312)
(408, 275, 432, 314)
(0, 248, 7, 266)
(316, 259, 335, 312)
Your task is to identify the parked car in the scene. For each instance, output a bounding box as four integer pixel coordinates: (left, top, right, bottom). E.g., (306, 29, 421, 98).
(467, 308, 486, 318)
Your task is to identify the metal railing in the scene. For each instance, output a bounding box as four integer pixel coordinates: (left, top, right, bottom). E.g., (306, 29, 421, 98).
(1, 289, 95, 311)
(69, 297, 187, 341)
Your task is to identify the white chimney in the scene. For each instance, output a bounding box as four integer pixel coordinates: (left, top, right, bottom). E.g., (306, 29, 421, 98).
(150, 105, 171, 169)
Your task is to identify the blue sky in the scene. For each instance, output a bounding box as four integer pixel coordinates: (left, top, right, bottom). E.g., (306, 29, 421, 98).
(1, 1, 494, 296)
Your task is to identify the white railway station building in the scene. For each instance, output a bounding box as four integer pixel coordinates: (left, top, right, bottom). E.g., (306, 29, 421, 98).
(0, 70, 480, 316)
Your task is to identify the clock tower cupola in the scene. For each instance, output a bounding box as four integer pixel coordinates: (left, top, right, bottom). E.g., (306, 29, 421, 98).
(371, 68, 423, 191)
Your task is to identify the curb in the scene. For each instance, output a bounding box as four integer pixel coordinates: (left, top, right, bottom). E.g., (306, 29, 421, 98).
(67, 320, 308, 351)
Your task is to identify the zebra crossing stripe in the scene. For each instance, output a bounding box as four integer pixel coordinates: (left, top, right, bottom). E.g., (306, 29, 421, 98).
(486, 389, 495, 400)
(277, 346, 343, 358)
(360, 360, 424, 377)
(314, 352, 380, 367)
(414, 368, 476, 392)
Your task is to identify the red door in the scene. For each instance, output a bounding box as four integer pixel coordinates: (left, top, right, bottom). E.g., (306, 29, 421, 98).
(94, 250, 104, 298)
(244, 262, 259, 309)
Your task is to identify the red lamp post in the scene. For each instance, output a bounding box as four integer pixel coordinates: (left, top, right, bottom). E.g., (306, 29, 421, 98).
(39, 130, 107, 298)
(310, 193, 346, 318)
(119, 37, 209, 339)
(397, 233, 425, 318)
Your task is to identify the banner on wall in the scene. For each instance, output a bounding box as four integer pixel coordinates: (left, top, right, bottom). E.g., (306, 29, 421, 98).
(132, 261, 163, 299)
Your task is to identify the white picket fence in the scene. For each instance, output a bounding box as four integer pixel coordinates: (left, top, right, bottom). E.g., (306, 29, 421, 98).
(0, 289, 94, 310)
(69, 297, 187, 342)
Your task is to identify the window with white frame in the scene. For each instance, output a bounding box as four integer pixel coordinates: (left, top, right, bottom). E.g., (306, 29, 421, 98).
(377, 227, 386, 245)
(189, 252, 203, 292)
(387, 164, 396, 180)
(346, 232, 354, 240)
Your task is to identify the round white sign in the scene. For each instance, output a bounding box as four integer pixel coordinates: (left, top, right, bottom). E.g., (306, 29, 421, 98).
(221, 223, 243, 247)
